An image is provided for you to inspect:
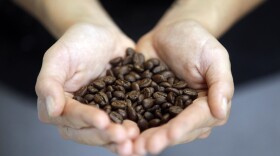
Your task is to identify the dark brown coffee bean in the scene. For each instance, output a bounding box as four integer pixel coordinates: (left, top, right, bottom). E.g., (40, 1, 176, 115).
(92, 80, 106, 89)
(175, 98, 184, 108)
(109, 57, 123, 66)
(155, 98, 166, 105)
(109, 111, 123, 124)
(153, 92, 167, 99)
(104, 105, 112, 114)
(152, 74, 167, 83)
(132, 102, 138, 108)
(128, 105, 138, 121)
(142, 87, 154, 98)
(74, 96, 86, 104)
(160, 71, 175, 79)
(135, 105, 144, 112)
(117, 109, 127, 119)
(162, 113, 171, 123)
(152, 65, 166, 74)
(111, 100, 127, 109)
(167, 77, 175, 85)
(84, 94, 95, 102)
(106, 69, 115, 77)
(88, 101, 99, 108)
(131, 82, 140, 91)
(111, 97, 118, 102)
(144, 112, 155, 121)
(165, 87, 180, 95)
(144, 60, 154, 70)
(114, 85, 126, 92)
(150, 81, 158, 88)
(126, 99, 132, 107)
(87, 86, 98, 94)
(126, 48, 135, 56)
(127, 90, 140, 101)
(143, 98, 155, 109)
(138, 118, 149, 131)
(93, 94, 106, 106)
(183, 88, 198, 99)
(133, 53, 145, 65)
(116, 66, 131, 75)
(75, 86, 87, 97)
(141, 70, 153, 78)
(138, 78, 152, 88)
(147, 105, 160, 112)
(134, 64, 145, 72)
(167, 92, 176, 103)
(129, 72, 141, 80)
(122, 55, 133, 65)
(158, 86, 165, 92)
(115, 80, 131, 89)
(102, 76, 116, 85)
(161, 102, 172, 109)
(178, 95, 190, 102)
(113, 91, 125, 99)
(137, 94, 145, 104)
(149, 118, 161, 127)
(106, 86, 114, 92)
(124, 74, 136, 82)
(184, 99, 193, 108)
(155, 109, 163, 118)
(148, 58, 160, 66)
(173, 81, 188, 89)
(99, 92, 109, 104)
(169, 106, 183, 116)
(106, 91, 112, 99)
(159, 82, 172, 88)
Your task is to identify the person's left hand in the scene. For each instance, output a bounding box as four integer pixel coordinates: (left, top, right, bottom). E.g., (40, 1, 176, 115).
(133, 20, 234, 155)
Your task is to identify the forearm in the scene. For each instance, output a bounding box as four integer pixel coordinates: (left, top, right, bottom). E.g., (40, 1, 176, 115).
(155, 0, 265, 38)
(13, 0, 119, 38)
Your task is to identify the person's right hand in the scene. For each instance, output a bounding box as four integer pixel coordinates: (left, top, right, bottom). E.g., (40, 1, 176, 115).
(35, 23, 139, 156)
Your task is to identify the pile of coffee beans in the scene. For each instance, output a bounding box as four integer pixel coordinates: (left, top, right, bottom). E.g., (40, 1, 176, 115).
(73, 48, 198, 131)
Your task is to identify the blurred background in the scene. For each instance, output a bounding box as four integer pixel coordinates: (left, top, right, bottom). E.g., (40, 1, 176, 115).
(0, 0, 279, 156)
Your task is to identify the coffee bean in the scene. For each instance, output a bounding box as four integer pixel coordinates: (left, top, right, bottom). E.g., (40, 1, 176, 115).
(129, 72, 141, 80)
(122, 55, 133, 65)
(149, 118, 161, 127)
(127, 90, 140, 101)
(109, 57, 122, 66)
(144, 111, 155, 121)
(165, 87, 180, 95)
(152, 65, 166, 74)
(184, 99, 193, 108)
(144, 60, 154, 70)
(102, 76, 116, 85)
(138, 118, 149, 131)
(109, 111, 123, 124)
(131, 82, 140, 91)
(99, 92, 109, 104)
(75, 86, 87, 97)
(178, 95, 190, 102)
(153, 92, 167, 99)
(114, 85, 126, 92)
(161, 102, 172, 110)
(135, 105, 144, 112)
(133, 53, 145, 65)
(167, 77, 175, 85)
(162, 113, 171, 123)
(175, 98, 184, 108)
(183, 88, 198, 99)
(148, 58, 160, 66)
(126, 48, 135, 56)
(93, 94, 106, 106)
(113, 91, 125, 99)
(87, 85, 98, 94)
(160, 71, 174, 79)
(124, 74, 136, 82)
(155, 97, 166, 105)
(169, 106, 183, 116)
(147, 105, 160, 112)
(106, 69, 115, 77)
(155, 109, 163, 118)
(152, 74, 167, 83)
(106, 86, 114, 92)
(106, 91, 112, 99)
(167, 92, 176, 103)
(173, 81, 188, 89)
(134, 64, 145, 73)
(137, 94, 145, 104)
(141, 70, 153, 78)
(74, 96, 86, 104)
(128, 105, 138, 121)
(115, 79, 131, 89)
(104, 105, 112, 114)
(111, 100, 127, 109)
(117, 109, 127, 119)
(143, 98, 155, 109)
(138, 78, 152, 88)
(159, 82, 172, 88)
(142, 87, 154, 98)
(92, 80, 106, 89)
(84, 94, 95, 102)
(88, 101, 99, 108)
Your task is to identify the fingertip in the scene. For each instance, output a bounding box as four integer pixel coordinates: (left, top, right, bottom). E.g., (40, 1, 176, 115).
(147, 129, 168, 155)
(93, 109, 110, 129)
(123, 120, 140, 139)
(117, 140, 133, 156)
(108, 124, 127, 143)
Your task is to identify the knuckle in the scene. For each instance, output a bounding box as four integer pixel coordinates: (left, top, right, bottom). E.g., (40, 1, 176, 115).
(217, 119, 227, 126)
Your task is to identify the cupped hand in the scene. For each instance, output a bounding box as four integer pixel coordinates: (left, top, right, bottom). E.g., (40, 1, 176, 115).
(35, 23, 139, 156)
(134, 20, 234, 155)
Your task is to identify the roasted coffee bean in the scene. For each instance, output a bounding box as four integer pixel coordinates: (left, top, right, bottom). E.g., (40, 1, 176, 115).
(160, 71, 175, 79)
(155, 109, 163, 118)
(109, 111, 123, 124)
(122, 55, 133, 65)
(115, 80, 131, 89)
(142, 87, 154, 98)
(167, 92, 176, 103)
(147, 105, 160, 112)
(111, 100, 127, 109)
(175, 98, 184, 108)
(89, 101, 100, 108)
(155, 98, 166, 105)
(183, 88, 198, 99)
(84, 94, 95, 102)
(158, 86, 165, 92)
(102, 76, 116, 85)
(109, 57, 123, 66)
(152, 74, 167, 83)
(74, 96, 86, 104)
(152, 65, 166, 74)
(138, 78, 152, 88)
(149, 118, 161, 127)
(162, 113, 170, 123)
(99, 92, 109, 104)
(114, 85, 126, 92)
(104, 105, 112, 114)
(129, 72, 141, 80)
(148, 58, 160, 66)
(161, 102, 172, 110)
(75, 86, 87, 97)
(133, 53, 145, 65)
(92, 80, 106, 89)
(144, 60, 154, 70)
(178, 95, 190, 102)
(153, 92, 167, 99)
(111, 97, 118, 102)
(106, 91, 112, 99)
(128, 105, 137, 121)
(93, 94, 106, 106)
(167, 77, 175, 85)
(141, 70, 153, 78)
(126, 99, 132, 107)
(165, 87, 180, 95)
(159, 82, 172, 88)
(169, 106, 183, 116)
(150, 81, 158, 88)
(173, 81, 188, 89)
(115, 66, 131, 75)
(134, 64, 145, 72)
(126, 48, 135, 56)
(144, 111, 155, 121)
(106, 86, 114, 92)
(143, 98, 155, 109)
(138, 118, 149, 131)
(117, 109, 127, 119)
(124, 74, 136, 82)
(184, 99, 193, 108)
(106, 69, 115, 77)
(88, 85, 98, 94)
(132, 82, 140, 91)
(137, 94, 145, 104)
(135, 105, 144, 112)
(127, 90, 140, 101)
(113, 91, 125, 99)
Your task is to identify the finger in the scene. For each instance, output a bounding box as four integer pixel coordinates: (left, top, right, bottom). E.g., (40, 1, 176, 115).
(43, 97, 110, 129)
(135, 34, 158, 59)
(106, 123, 128, 143)
(205, 47, 234, 119)
(117, 139, 133, 156)
(198, 129, 212, 139)
(122, 120, 140, 139)
(58, 126, 110, 146)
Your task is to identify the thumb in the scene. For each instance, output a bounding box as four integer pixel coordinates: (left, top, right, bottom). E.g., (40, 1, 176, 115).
(206, 51, 234, 120)
(35, 45, 69, 117)
(135, 33, 158, 59)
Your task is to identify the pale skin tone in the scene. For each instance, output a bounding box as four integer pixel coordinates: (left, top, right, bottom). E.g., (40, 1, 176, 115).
(13, 0, 264, 155)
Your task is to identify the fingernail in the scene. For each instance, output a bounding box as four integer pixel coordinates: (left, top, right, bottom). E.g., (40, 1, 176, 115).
(221, 97, 228, 117)
(46, 96, 55, 116)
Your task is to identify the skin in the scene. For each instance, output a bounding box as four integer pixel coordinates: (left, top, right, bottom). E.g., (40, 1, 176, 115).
(13, 0, 265, 155)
